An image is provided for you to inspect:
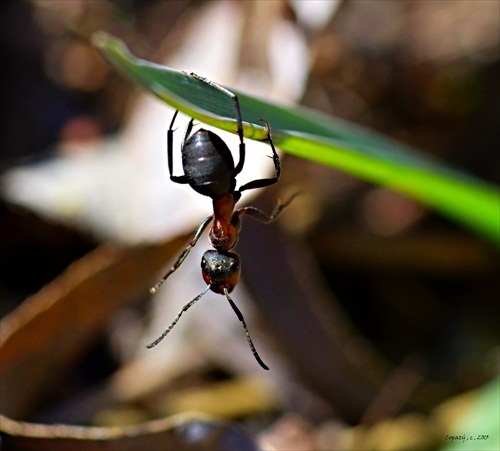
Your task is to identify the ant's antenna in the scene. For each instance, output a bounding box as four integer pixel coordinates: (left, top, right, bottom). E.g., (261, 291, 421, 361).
(224, 289, 269, 370)
(146, 285, 211, 348)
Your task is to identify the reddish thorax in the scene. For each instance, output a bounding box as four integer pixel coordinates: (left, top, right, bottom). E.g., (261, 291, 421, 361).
(209, 194, 241, 251)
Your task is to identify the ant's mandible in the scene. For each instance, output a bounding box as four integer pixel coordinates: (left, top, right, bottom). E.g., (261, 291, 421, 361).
(147, 74, 296, 370)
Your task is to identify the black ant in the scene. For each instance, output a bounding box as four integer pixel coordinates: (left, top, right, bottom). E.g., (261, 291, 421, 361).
(147, 74, 295, 370)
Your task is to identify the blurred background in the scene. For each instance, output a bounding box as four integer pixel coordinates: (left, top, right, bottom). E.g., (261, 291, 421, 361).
(0, 1, 499, 450)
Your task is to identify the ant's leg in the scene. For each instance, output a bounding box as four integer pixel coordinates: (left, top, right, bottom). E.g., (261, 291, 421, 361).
(224, 289, 269, 370)
(188, 73, 246, 176)
(147, 285, 211, 348)
(236, 119, 281, 193)
(183, 118, 195, 145)
(150, 215, 213, 294)
(231, 94, 245, 176)
(168, 110, 188, 184)
(236, 193, 298, 224)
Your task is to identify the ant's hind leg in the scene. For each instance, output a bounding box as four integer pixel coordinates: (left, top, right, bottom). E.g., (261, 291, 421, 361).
(188, 73, 246, 175)
(236, 192, 298, 224)
(150, 215, 213, 294)
(236, 119, 281, 193)
(183, 118, 195, 145)
(168, 110, 188, 184)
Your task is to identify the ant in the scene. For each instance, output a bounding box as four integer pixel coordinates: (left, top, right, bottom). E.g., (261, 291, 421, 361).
(147, 74, 295, 370)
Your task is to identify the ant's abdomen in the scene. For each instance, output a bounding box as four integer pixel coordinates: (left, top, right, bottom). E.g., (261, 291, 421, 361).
(183, 130, 236, 198)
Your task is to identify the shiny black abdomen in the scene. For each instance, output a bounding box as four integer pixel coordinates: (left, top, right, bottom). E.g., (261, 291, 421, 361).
(182, 129, 236, 198)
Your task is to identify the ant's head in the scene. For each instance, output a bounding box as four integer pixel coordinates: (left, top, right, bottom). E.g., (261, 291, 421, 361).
(201, 250, 240, 294)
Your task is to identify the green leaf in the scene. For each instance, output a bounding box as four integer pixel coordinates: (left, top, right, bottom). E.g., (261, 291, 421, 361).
(92, 32, 499, 244)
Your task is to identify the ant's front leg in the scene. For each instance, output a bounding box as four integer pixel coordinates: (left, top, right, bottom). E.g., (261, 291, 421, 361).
(150, 215, 213, 294)
(236, 193, 298, 225)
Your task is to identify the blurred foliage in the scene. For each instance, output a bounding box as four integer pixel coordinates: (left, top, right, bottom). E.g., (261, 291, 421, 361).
(93, 32, 499, 243)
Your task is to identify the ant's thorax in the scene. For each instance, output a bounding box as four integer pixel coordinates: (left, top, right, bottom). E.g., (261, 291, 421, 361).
(209, 193, 241, 252)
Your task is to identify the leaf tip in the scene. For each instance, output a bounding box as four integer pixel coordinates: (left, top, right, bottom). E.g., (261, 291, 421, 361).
(91, 32, 132, 59)
(90, 31, 113, 49)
